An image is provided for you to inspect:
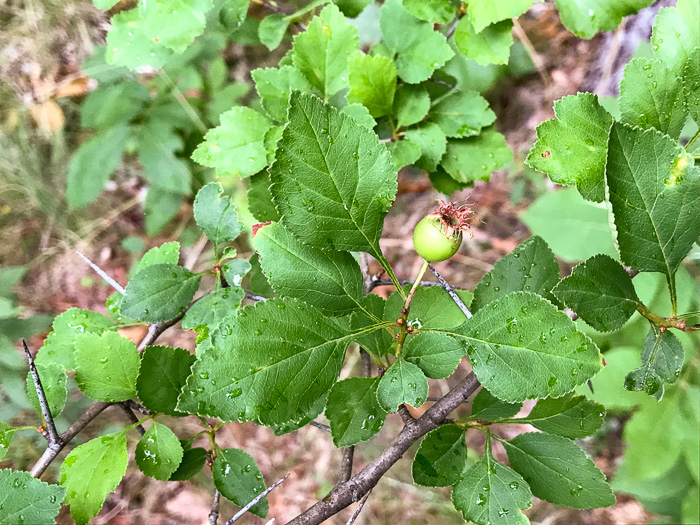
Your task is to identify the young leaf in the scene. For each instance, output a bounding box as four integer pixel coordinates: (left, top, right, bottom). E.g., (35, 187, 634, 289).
(403, 332, 465, 379)
(0, 423, 17, 461)
(135, 422, 184, 481)
(623, 326, 684, 400)
(181, 288, 244, 333)
(341, 103, 377, 129)
(555, 0, 654, 39)
(0, 469, 64, 525)
(606, 122, 700, 276)
(467, 0, 532, 33)
(213, 448, 268, 518)
(502, 432, 615, 509)
(440, 130, 513, 183)
(27, 362, 67, 419)
(133, 242, 181, 275)
(469, 387, 522, 422)
(526, 93, 613, 203)
(517, 393, 605, 439)
(404, 122, 447, 172)
(252, 66, 313, 122)
(651, 0, 700, 78)
(394, 84, 431, 128)
(177, 298, 348, 426)
(683, 48, 700, 125)
(219, 0, 250, 32)
(454, 17, 514, 66)
(60, 431, 129, 525)
(168, 445, 207, 481)
(254, 222, 364, 315)
(258, 14, 290, 51)
(139, 0, 214, 53)
(448, 292, 603, 402)
(349, 295, 394, 356)
(348, 52, 397, 118)
(429, 90, 496, 138)
(326, 377, 387, 447)
(452, 439, 532, 525)
(137, 346, 195, 416)
(221, 259, 251, 288)
(413, 425, 467, 487)
(380, 0, 454, 83)
(292, 4, 358, 100)
(74, 332, 140, 402)
(403, 0, 457, 24)
(193, 183, 243, 245)
(269, 91, 396, 255)
(387, 139, 422, 169)
(121, 263, 202, 323)
(192, 107, 272, 178)
(376, 358, 428, 412)
(619, 57, 688, 140)
(386, 285, 473, 330)
(105, 9, 173, 69)
(471, 236, 560, 313)
(553, 254, 641, 332)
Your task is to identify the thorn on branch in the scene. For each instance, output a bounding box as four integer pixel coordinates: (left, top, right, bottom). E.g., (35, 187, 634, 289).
(224, 474, 290, 525)
(23, 341, 61, 447)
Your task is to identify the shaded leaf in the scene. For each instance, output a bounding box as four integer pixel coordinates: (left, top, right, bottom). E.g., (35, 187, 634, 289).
(326, 377, 386, 447)
(135, 422, 184, 480)
(213, 448, 267, 518)
(413, 425, 467, 487)
(376, 358, 428, 412)
(137, 345, 195, 416)
(469, 387, 522, 422)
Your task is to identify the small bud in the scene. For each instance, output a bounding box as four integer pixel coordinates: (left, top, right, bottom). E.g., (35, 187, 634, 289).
(659, 326, 667, 332)
(396, 318, 404, 325)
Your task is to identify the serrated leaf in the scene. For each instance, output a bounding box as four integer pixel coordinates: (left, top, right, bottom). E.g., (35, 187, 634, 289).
(121, 264, 202, 323)
(684, 47, 700, 125)
(248, 171, 281, 222)
(349, 294, 393, 356)
(74, 332, 140, 402)
(177, 298, 348, 426)
(135, 422, 184, 480)
(133, 242, 181, 275)
(0, 469, 64, 525)
(467, 0, 532, 33)
(554, 0, 654, 39)
(254, 222, 364, 315)
(380, 0, 454, 83)
(387, 139, 421, 169)
(619, 57, 688, 140)
(137, 345, 195, 415)
(169, 444, 207, 481)
(193, 182, 243, 245)
(472, 236, 559, 313)
(452, 439, 531, 525)
(403, 0, 457, 24)
(386, 285, 473, 330)
(181, 288, 244, 333)
(106, 9, 173, 69)
(606, 122, 700, 276)
(221, 259, 251, 288)
(143, 187, 182, 235)
(348, 52, 396, 118)
(403, 332, 464, 379)
(326, 377, 387, 447)
(271, 392, 328, 436)
(340, 103, 377, 129)
(413, 425, 467, 487)
(376, 358, 428, 412)
(454, 17, 514, 66)
(441, 130, 513, 183)
(213, 448, 267, 518)
(446, 292, 603, 402)
(137, 124, 190, 195)
(258, 14, 289, 51)
(430, 90, 495, 138)
(517, 393, 605, 438)
(526, 93, 613, 202)
(394, 84, 430, 128)
(80, 83, 149, 130)
(502, 432, 615, 508)
(60, 431, 128, 525)
(292, 4, 358, 100)
(553, 254, 640, 332)
(652, 0, 700, 78)
(140, 0, 214, 53)
(27, 362, 67, 419)
(469, 387, 522, 422)
(67, 124, 130, 209)
(269, 91, 396, 254)
(252, 66, 313, 122)
(0, 423, 16, 461)
(404, 122, 447, 171)
(623, 326, 684, 400)
(192, 107, 271, 178)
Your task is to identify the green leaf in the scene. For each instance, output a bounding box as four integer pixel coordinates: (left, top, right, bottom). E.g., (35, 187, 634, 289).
(502, 432, 615, 508)
(404, 122, 447, 171)
(623, 326, 684, 400)
(413, 425, 467, 487)
(349, 294, 393, 356)
(181, 288, 244, 333)
(684, 47, 700, 125)
(454, 17, 514, 66)
(521, 188, 617, 261)
(469, 387, 522, 422)
(105, 9, 173, 69)
(0, 469, 64, 525)
(684, 486, 700, 525)
(333, 0, 371, 18)
(553, 254, 640, 332)
(135, 422, 184, 480)
(471, 236, 559, 313)
(517, 393, 605, 438)
(192, 107, 272, 178)
(386, 285, 473, 330)
(133, 242, 181, 275)
(376, 358, 428, 412)
(340, 103, 377, 129)
(652, 0, 700, 78)
(403, 332, 464, 379)
(74, 331, 140, 402)
(67, 124, 130, 209)
(137, 345, 195, 416)
(430, 90, 496, 138)
(60, 431, 128, 525)
(258, 14, 290, 51)
(137, 125, 190, 195)
(213, 448, 267, 518)
(348, 52, 397, 118)
(80, 83, 149, 130)
(380, 0, 454, 83)
(252, 66, 313, 122)
(93, 0, 119, 9)
(394, 84, 430, 128)
(169, 444, 207, 481)
(254, 222, 364, 315)
(143, 187, 182, 235)
(448, 292, 603, 402)
(141, 0, 214, 53)
(467, 0, 533, 33)
(221, 259, 251, 288)
(27, 362, 67, 419)
(121, 264, 202, 323)
(37, 308, 116, 370)
(441, 130, 513, 183)
(680, 385, 700, 482)
(554, 0, 654, 39)
(606, 122, 700, 276)
(619, 57, 688, 140)
(0, 423, 16, 461)
(326, 377, 387, 447)
(219, 0, 250, 32)
(248, 171, 281, 222)
(193, 182, 243, 245)
(526, 93, 613, 202)
(452, 439, 532, 525)
(269, 92, 396, 254)
(177, 298, 348, 426)
(403, 0, 457, 24)
(292, 4, 358, 100)
(387, 139, 422, 169)
(271, 392, 328, 436)
(0, 267, 26, 298)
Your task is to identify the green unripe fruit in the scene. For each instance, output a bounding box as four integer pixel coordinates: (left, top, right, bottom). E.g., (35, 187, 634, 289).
(413, 215, 462, 262)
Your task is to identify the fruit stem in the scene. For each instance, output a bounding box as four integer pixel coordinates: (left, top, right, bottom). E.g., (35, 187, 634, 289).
(405, 260, 429, 312)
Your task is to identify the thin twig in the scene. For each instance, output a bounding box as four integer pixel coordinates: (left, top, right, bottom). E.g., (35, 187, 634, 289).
(310, 421, 331, 433)
(118, 403, 145, 436)
(245, 291, 268, 302)
(346, 491, 371, 525)
(368, 278, 467, 291)
(511, 19, 551, 88)
(75, 249, 126, 295)
(338, 447, 355, 484)
(23, 341, 61, 446)
(224, 474, 290, 525)
(124, 399, 151, 415)
(209, 490, 221, 525)
(427, 264, 472, 319)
